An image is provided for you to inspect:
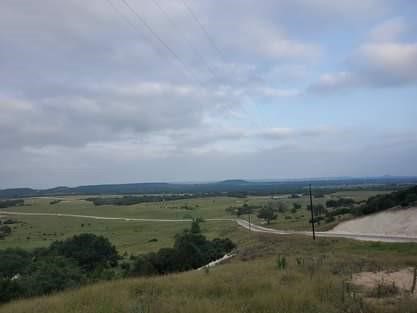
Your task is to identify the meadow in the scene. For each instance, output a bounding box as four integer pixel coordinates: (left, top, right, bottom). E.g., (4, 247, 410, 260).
(2, 189, 417, 313)
(0, 190, 388, 254)
(1, 230, 417, 313)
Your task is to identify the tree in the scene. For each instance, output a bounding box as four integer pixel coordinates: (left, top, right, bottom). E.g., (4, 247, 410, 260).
(0, 248, 32, 279)
(49, 234, 119, 272)
(19, 256, 83, 297)
(257, 207, 277, 224)
(293, 203, 302, 210)
(237, 203, 253, 216)
(190, 220, 201, 234)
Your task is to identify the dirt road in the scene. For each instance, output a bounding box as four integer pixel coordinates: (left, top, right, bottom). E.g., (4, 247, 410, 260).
(2, 210, 417, 243)
(236, 219, 417, 243)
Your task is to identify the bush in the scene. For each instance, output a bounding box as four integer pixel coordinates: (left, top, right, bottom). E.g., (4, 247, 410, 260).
(19, 256, 83, 297)
(49, 234, 119, 272)
(0, 225, 12, 236)
(0, 249, 32, 279)
(0, 200, 24, 209)
(360, 185, 417, 216)
(257, 207, 277, 224)
(132, 223, 235, 276)
(326, 198, 354, 208)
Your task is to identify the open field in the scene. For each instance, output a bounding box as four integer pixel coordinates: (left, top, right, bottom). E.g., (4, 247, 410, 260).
(2, 189, 417, 312)
(2, 231, 417, 313)
(0, 190, 392, 253)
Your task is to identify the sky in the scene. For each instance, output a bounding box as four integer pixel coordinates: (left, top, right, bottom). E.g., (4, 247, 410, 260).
(1, 0, 417, 188)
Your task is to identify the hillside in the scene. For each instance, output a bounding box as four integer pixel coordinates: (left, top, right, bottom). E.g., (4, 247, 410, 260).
(2, 177, 417, 198)
(1, 234, 417, 313)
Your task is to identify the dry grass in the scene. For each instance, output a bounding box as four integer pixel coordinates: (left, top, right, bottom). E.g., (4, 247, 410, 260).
(2, 232, 417, 313)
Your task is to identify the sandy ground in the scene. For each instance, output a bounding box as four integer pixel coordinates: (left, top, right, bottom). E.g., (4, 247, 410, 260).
(352, 268, 416, 294)
(332, 207, 417, 237)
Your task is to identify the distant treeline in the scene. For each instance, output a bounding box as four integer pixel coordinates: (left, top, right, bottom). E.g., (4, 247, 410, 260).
(358, 185, 417, 215)
(0, 221, 235, 304)
(0, 199, 24, 208)
(86, 195, 204, 206)
(2, 177, 417, 198)
(325, 186, 417, 219)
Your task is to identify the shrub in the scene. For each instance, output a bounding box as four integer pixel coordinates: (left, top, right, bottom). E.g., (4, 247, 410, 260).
(49, 234, 119, 271)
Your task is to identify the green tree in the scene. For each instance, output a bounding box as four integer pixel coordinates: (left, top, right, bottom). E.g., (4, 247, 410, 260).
(257, 207, 277, 224)
(293, 203, 302, 210)
(49, 234, 119, 272)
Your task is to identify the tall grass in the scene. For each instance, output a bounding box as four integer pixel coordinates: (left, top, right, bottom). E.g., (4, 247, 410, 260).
(2, 253, 417, 313)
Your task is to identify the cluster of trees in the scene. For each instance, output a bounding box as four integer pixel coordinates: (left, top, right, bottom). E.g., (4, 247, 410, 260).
(324, 186, 417, 219)
(0, 234, 119, 303)
(0, 219, 17, 240)
(226, 201, 305, 224)
(86, 195, 203, 206)
(130, 221, 235, 275)
(0, 222, 235, 304)
(326, 198, 355, 208)
(225, 203, 256, 216)
(356, 186, 417, 216)
(0, 199, 24, 209)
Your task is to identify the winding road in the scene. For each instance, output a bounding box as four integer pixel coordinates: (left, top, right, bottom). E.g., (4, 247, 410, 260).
(2, 210, 417, 243)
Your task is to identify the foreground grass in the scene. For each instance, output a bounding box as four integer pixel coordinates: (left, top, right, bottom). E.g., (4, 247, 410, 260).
(2, 231, 417, 313)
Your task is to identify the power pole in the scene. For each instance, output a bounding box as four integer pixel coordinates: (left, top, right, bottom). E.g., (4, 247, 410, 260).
(309, 184, 316, 240)
(248, 214, 251, 232)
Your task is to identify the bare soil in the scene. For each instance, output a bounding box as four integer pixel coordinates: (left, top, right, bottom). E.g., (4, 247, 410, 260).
(332, 207, 417, 236)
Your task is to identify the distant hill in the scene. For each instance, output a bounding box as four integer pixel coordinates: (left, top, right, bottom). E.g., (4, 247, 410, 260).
(218, 179, 249, 185)
(1, 177, 417, 199)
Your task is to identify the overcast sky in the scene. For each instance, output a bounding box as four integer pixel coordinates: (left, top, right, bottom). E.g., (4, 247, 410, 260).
(1, 0, 417, 188)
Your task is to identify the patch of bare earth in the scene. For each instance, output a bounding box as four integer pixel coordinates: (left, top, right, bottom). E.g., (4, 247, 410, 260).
(332, 207, 417, 237)
(352, 268, 417, 297)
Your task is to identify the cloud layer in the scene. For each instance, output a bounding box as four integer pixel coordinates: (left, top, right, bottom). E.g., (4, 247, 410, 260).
(0, 0, 416, 187)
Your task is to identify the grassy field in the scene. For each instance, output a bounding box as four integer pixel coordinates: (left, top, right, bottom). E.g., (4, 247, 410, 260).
(0, 190, 389, 253)
(1, 230, 417, 313)
(2, 189, 417, 313)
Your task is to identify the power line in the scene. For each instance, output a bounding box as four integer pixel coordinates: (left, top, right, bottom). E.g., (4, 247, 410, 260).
(150, 0, 218, 80)
(179, 0, 226, 60)
(110, 0, 200, 83)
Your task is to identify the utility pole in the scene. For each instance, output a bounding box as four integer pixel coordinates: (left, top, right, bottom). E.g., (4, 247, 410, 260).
(309, 184, 316, 240)
(248, 214, 251, 232)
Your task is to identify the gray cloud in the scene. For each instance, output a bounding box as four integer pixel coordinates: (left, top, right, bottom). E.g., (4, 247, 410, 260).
(1, 0, 415, 187)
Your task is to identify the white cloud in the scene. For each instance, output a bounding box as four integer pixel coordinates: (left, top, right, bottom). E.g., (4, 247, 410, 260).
(309, 72, 355, 92)
(368, 17, 407, 42)
(310, 16, 417, 92)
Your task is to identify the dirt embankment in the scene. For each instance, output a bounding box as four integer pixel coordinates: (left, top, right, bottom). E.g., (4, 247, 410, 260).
(332, 207, 417, 237)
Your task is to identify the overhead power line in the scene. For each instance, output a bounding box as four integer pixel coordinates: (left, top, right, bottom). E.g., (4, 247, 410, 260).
(109, 0, 200, 82)
(150, 0, 218, 80)
(179, 0, 225, 60)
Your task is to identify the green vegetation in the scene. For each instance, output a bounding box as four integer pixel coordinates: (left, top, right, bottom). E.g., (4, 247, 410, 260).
(0, 222, 235, 304)
(131, 220, 235, 276)
(1, 232, 417, 313)
(359, 185, 417, 215)
(86, 195, 205, 206)
(0, 199, 24, 208)
(326, 197, 355, 208)
(0, 233, 118, 303)
(257, 207, 277, 224)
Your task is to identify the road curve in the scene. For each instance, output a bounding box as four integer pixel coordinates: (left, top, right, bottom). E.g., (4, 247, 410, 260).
(0, 211, 233, 223)
(2, 210, 417, 243)
(236, 219, 417, 243)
